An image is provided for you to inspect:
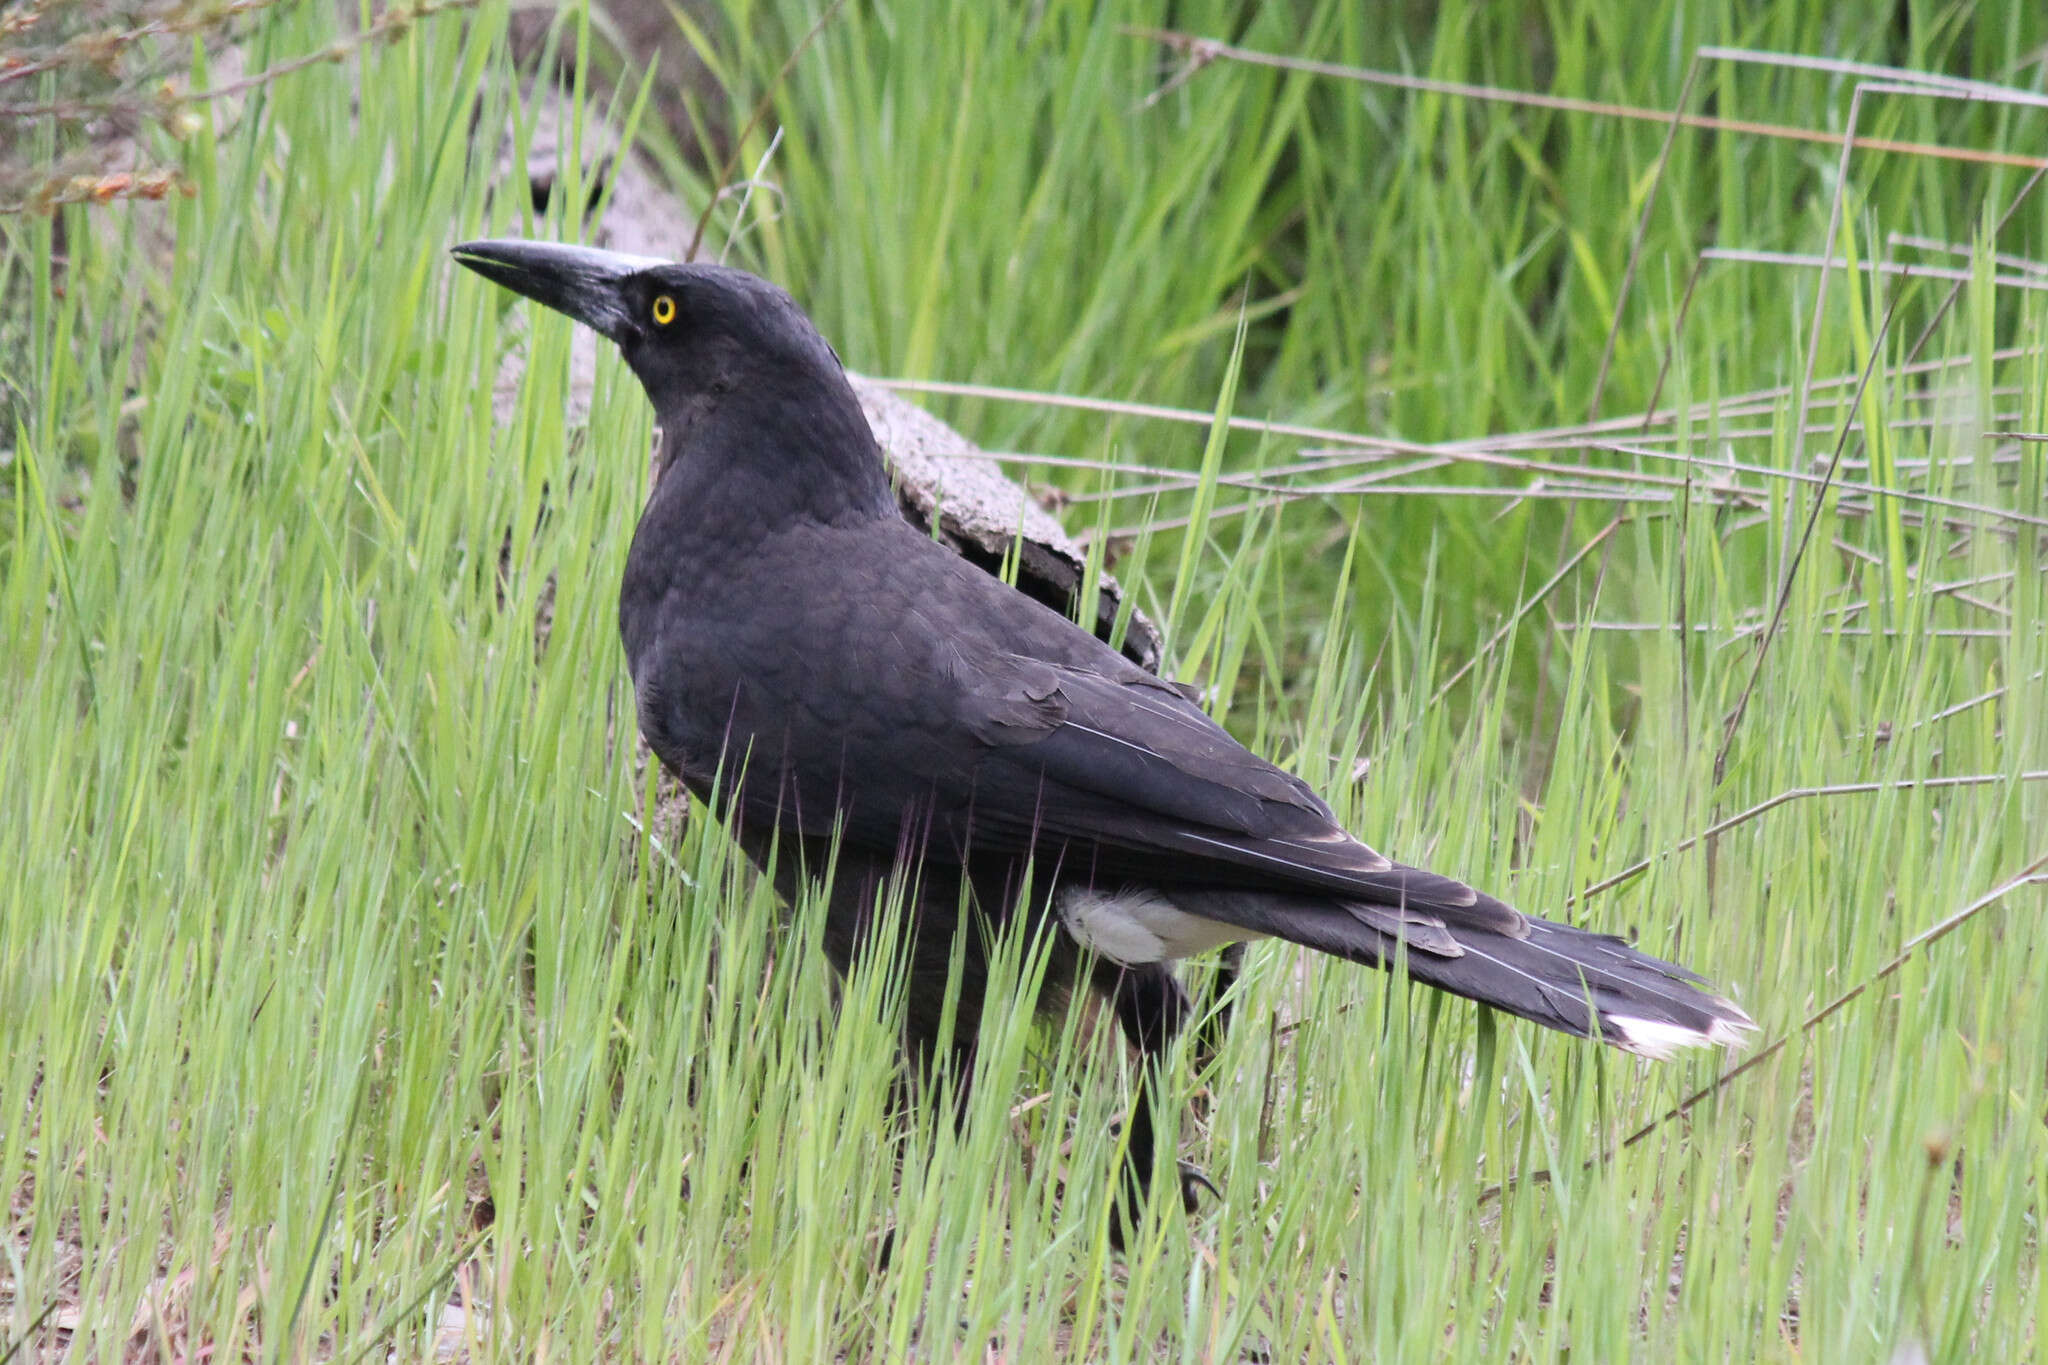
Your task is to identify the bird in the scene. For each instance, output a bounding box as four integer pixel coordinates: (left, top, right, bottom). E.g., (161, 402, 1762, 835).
(452, 237, 1757, 1239)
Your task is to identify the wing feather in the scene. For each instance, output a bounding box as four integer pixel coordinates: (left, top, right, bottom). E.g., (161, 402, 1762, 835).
(951, 652, 1515, 926)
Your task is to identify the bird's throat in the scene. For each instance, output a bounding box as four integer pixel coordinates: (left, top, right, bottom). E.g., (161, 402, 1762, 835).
(650, 385, 897, 535)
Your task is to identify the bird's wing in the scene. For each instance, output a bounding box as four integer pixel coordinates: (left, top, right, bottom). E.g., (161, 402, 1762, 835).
(654, 522, 1510, 929)
(940, 647, 1517, 926)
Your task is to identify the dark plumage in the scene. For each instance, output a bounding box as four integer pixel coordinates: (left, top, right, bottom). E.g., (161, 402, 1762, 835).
(453, 238, 1756, 1236)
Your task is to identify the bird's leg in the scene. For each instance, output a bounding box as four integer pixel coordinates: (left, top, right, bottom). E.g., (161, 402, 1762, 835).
(809, 849, 987, 1113)
(1191, 941, 1246, 1074)
(1096, 960, 1212, 1250)
(898, 871, 992, 1126)
(813, 855, 987, 1271)
(899, 922, 984, 1128)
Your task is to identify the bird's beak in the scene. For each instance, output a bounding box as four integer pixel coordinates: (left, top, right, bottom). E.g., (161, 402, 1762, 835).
(451, 238, 667, 342)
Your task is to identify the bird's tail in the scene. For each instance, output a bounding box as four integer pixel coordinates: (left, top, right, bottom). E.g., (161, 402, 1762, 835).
(1176, 884, 1755, 1059)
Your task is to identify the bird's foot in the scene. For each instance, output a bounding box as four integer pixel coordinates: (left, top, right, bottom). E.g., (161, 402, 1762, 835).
(872, 1224, 896, 1273)
(1107, 1159, 1218, 1252)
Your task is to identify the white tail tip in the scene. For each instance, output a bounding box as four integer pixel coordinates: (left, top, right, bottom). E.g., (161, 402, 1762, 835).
(1606, 1004, 1758, 1060)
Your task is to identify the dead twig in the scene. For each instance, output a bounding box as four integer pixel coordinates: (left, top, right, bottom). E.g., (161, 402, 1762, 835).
(1480, 848, 2048, 1204)
(1574, 769, 2048, 903)
(0, 0, 481, 119)
(1125, 29, 2048, 171)
(1589, 52, 1700, 419)
(1712, 281, 1906, 786)
(685, 0, 846, 262)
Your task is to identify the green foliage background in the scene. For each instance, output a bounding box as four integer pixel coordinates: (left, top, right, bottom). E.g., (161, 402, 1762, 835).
(2, 0, 2044, 1358)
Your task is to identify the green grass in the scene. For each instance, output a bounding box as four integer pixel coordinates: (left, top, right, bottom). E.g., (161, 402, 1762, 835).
(3, 0, 2046, 1358)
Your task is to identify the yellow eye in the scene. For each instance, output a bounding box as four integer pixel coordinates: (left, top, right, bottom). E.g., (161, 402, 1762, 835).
(651, 294, 676, 326)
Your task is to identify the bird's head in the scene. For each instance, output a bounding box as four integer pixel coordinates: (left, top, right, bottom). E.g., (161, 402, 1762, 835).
(452, 238, 847, 414)
(452, 238, 890, 520)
